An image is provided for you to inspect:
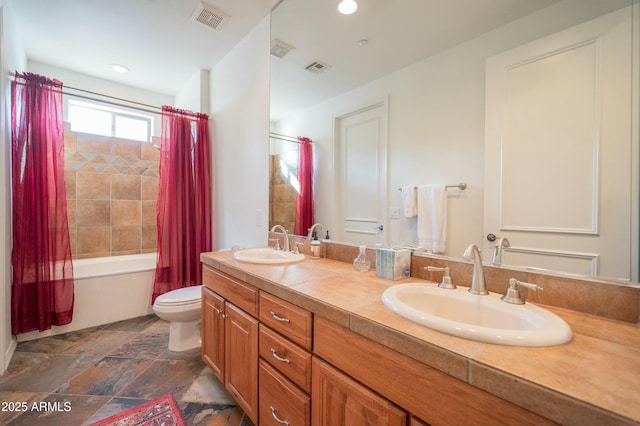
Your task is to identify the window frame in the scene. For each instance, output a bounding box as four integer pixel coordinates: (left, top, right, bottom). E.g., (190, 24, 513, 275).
(68, 99, 154, 142)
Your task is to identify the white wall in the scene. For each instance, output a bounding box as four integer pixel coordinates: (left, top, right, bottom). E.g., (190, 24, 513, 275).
(0, 0, 26, 373)
(210, 16, 270, 250)
(273, 0, 628, 258)
(175, 69, 210, 114)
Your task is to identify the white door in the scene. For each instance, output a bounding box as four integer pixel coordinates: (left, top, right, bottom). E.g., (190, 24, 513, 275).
(484, 7, 636, 280)
(335, 101, 388, 247)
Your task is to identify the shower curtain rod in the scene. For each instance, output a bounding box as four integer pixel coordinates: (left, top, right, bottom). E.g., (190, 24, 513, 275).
(269, 132, 314, 143)
(9, 71, 163, 115)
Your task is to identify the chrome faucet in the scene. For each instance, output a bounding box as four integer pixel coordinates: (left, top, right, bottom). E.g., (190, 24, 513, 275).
(307, 223, 323, 240)
(463, 244, 489, 295)
(270, 225, 290, 252)
(491, 237, 510, 266)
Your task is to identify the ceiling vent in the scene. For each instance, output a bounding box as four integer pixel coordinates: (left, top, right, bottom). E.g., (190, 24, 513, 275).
(191, 2, 229, 32)
(271, 39, 296, 59)
(305, 60, 331, 74)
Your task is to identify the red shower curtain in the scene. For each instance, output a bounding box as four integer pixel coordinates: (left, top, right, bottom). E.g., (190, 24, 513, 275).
(294, 137, 314, 236)
(11, 72, 74, 335)
(153, 106, 211, 303)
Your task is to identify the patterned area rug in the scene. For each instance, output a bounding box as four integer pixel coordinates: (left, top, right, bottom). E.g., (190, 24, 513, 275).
(90, 394, 185, 426)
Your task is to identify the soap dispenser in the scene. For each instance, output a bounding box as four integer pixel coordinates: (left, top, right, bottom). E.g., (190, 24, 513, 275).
(310, 232, 321, 259)
(353, 244, 371, 272)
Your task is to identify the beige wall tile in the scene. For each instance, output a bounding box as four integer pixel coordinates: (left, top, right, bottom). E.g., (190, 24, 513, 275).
(66, 200, 77, 229)
(76, 200, 110, 227)
(76, 173, 110, 200)
(112, 226, 141, 251)
(141, 176, 159, 200)
(142, 225, 157, 250)
(77, 226, 110, 255)
(111, 138, 141, 158)
(76, 133, 112, 154)
(142, 201, 156, 226)
(141, 140, 160, 160)
(65, 170, 76, 200)
(112, 174, 141, 200)
(68, 227, 77, 257)
(112, 200, 141, 227)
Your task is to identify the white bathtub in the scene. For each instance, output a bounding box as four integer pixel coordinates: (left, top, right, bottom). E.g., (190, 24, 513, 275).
(17, 253, 157, 342)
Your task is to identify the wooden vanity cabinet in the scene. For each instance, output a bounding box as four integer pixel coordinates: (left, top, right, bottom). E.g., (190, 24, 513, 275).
(202, 266, 259, 424)
(313, 316, 555, 426)
(258, 291, 313, 426)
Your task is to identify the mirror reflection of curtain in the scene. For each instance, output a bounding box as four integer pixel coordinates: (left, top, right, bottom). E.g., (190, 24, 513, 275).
(11, 72, 74, 334)
(153, 106, 212, 303)
(294, 137, 314, 236)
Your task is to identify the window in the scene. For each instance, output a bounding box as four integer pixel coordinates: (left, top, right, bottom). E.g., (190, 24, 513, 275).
(68, 100, 153, 142)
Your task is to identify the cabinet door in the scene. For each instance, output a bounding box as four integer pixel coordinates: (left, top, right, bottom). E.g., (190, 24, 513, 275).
(312, 357, 406, 426)
(225, 302, 259, 424)
(202, 287, 225, 382)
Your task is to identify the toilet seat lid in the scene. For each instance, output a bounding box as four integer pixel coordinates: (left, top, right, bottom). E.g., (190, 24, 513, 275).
(155, 285, 202, 305)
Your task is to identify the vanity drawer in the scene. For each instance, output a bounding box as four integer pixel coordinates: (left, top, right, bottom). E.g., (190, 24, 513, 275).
(203, 266, 258, 317)
(259, 359, 310, 426)
(259, 324, 312, 393)
(260, 291, 313, 350)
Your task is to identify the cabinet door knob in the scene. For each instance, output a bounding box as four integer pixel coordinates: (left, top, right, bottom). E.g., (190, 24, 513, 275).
(270, 348, 291, 364)
(270, 405, 290, 425)
(270, 311, 290, 323)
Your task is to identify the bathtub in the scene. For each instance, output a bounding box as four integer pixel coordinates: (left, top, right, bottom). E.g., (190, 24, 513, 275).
(17, 253, 157, 342)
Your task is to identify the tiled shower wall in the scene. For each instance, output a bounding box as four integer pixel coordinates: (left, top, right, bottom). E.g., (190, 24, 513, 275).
(269, 154, 298, 234)
(64, 123, 160, 259)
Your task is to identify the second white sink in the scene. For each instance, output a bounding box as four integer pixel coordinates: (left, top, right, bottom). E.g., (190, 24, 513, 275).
(232, 247, 305, 264)
(381, 283, 572, 347)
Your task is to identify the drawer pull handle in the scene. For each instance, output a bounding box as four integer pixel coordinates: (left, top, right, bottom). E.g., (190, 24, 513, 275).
(270, 311, 290, 323)
(213, 307, 222, 315)
(270, 406, 289, 426)
(270, 348, 291, 364)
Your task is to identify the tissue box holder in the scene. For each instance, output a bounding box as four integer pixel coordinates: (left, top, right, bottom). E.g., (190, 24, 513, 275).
(376, 249, 411, 280)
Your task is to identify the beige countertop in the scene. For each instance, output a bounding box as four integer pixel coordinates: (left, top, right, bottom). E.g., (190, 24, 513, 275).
(201, 251, 640, 426)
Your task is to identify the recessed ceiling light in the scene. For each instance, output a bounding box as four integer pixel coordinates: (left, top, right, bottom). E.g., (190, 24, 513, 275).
(337, 0, 358, 15)
(111, 64, 129, 73)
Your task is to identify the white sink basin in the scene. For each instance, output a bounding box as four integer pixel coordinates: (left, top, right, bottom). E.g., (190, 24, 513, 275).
(232, 247, 305, 264)
(381, 283, 572, 347)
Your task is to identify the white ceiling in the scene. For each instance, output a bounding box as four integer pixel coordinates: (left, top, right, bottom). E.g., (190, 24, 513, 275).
(270, 0, 560, 121)
(9, 0, 561, 118)
(9, 0, 278, 96)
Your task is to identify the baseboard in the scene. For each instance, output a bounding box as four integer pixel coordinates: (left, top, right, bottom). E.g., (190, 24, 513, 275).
(2, 338, 17, 374)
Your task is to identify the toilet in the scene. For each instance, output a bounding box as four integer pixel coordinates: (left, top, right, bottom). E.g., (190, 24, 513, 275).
(152, 285, 203, 351)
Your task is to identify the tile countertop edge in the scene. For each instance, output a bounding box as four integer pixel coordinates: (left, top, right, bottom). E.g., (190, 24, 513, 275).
(200, 252, 640, 425)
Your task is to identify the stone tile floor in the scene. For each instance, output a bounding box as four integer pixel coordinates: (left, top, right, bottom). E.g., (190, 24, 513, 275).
(0, 314, 252, 425)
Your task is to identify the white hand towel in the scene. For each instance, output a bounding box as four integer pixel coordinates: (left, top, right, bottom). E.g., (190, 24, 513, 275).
(401, 185, 417, 218)
(417, 184, 447, 253)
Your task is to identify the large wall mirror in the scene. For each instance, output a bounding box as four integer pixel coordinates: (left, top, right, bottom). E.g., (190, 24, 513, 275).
(269, 0, 639, 283)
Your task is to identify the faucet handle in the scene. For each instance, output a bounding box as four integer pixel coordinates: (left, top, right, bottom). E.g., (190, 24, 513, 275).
(425, 266, 456, 289)
(269, 238, 281, 251)
(292, 242, 304, 255)
(501, 278, 542, 304)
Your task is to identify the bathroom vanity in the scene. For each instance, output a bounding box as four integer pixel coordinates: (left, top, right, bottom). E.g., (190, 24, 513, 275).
(201, 245, 640, 426)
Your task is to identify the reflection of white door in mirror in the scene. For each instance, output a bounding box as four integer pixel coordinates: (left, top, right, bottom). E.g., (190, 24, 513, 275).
(484, 7, 637, 281)
(335, 101, 388, 247)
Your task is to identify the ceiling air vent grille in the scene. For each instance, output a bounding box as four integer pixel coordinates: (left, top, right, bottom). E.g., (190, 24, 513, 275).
(271, 39, 296, 59)
(191, 2, 229, 32)
(305, 60, 331, 74)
